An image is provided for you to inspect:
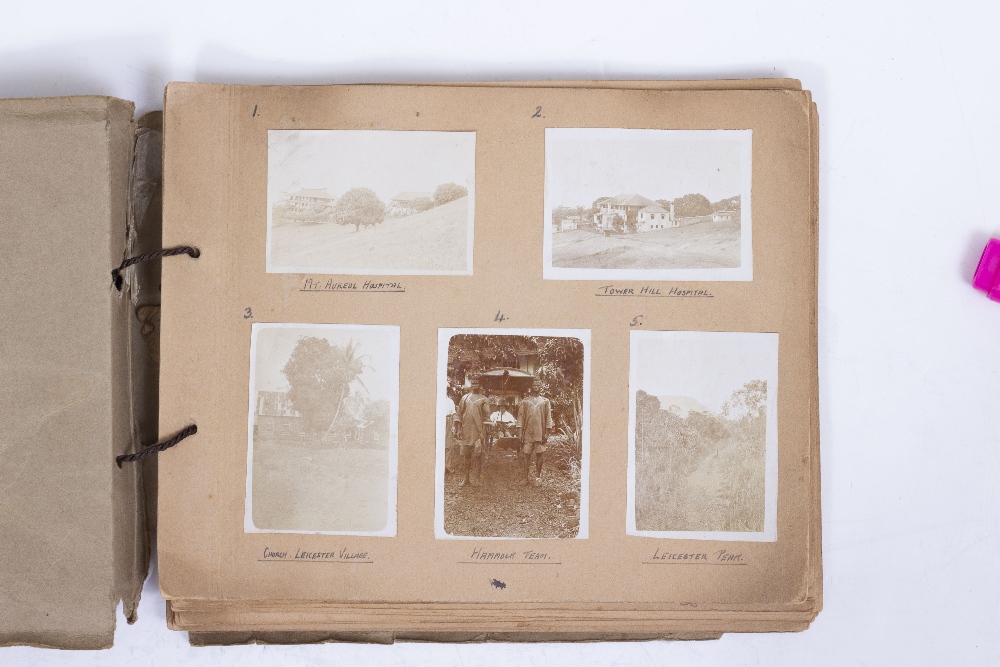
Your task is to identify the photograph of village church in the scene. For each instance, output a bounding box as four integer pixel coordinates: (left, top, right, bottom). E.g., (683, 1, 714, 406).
(267, 129, 475, 274)
(628, 331, 778, 541)
(436, 330, 589, 540)
(544, 128, 752, 280)
(245, 323, 399, 535)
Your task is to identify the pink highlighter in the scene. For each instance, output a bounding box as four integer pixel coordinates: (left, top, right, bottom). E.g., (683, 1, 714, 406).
(974, 239, 1000, 301)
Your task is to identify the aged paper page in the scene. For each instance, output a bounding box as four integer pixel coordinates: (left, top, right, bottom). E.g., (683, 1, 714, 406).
(159, 83, 818, 631)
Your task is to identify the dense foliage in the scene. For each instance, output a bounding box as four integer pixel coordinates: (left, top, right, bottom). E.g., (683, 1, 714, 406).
(635, 381, 766, 532)
(552, 205, 585, 226)
(447, 334, 585, 460)
(433, 182, 468, 206)
(282, 336, 387, 445)
(334, 187, 386, 231)
(711, 194, 741, 212)
(411, 196, 435, 212)
(669, 192, 713, 217)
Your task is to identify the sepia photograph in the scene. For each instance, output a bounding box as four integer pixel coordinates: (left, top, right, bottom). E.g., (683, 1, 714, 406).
(543, 128, 753, 281)
(267, 130, 475, 275)
(245, 323, 399, 535)
(435, 329, 590, 540)
(627, 331, 778, 541)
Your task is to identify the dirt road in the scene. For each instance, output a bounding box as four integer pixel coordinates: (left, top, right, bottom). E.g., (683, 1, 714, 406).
(443, 447, 581, 539)
(552, 219, 741, 270)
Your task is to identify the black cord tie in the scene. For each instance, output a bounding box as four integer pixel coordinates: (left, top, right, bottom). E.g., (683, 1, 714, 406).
(116, 424, 198, 468)
(112, 245, 200, 291)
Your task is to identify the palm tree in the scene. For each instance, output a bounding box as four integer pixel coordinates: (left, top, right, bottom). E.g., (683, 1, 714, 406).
(321, 340, 371, 442)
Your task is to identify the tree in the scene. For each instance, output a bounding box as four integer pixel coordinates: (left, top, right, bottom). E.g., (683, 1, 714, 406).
(281, 337, 369, 437)
(334, 187, 385, 232)
(591, 197, 610, 212)
(671, 193, 713, 217)
(319, 340, 370, 441)
(281, 337, 345, 434)
(551, 205, 576, 226)
(412, 196, 435, 212)
(608, 210, 626, 233)
(711, 195, 740, 212)
(433, 182, 468, 206)
(363, 399, 391, 447)
(446, 334, 584, 436)
(722, 380, 767, 422)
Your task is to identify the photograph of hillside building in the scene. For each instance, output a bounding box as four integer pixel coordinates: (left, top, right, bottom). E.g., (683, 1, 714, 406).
(245, 323, 400, 535)
(544, 128, 752, 280)
(267, 130, 475, 274)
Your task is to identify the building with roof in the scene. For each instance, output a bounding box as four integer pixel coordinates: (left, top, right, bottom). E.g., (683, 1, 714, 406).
(558, 215, 582, 232)
(254, 390, 303, 437)
(712, 209, 738, 223)
(637, 204, 672, 232)
(283, 188, 336, 217)
(594, 194, 675, 232)
(387, 191, 434, 217)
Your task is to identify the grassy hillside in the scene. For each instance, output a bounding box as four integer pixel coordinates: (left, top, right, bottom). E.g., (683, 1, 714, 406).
(270, 196, 470, 272)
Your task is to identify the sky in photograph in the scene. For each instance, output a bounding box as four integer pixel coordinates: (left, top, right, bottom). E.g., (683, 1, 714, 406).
(252, 325, 399, 401)
(634, 333, 777, 414)
(268, 130, 475, 204)
(546, 129, 745, 208)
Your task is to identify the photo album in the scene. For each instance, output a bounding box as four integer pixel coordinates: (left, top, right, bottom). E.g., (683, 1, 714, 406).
(156, 80, 820, 640)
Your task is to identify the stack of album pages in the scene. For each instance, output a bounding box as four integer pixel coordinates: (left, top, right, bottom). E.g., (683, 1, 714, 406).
(156, 80, 820, 642)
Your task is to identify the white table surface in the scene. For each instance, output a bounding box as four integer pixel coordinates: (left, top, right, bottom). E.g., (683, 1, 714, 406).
(4, 1, 999, 664)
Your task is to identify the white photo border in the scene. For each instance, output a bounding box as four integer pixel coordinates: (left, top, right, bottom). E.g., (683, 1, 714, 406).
(265, 129, 476, 276)
(245, 322, 400, 536)
(434, 327, 591, 540)
(626, 330, 778, 541)
(543, 128, 753, 281)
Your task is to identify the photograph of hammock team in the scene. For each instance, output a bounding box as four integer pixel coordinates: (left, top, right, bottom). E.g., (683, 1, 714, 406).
(245, 323, 399, 536)
(435, 329, 590, 540)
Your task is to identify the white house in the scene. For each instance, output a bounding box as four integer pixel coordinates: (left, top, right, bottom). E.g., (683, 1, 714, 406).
(636, 204, 672, 232)
(594, 194, 675, 232)
(712, 209, 738, 223)
(255, 390, 303, 436)
(559, 215, 581, 232)
(284, 188, 336, 216)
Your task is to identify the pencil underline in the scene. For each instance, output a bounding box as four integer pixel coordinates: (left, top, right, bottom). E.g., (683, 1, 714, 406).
(458, 561, 563, 565)
(257, 559, 375, 564)
(641, 561, 747, 565)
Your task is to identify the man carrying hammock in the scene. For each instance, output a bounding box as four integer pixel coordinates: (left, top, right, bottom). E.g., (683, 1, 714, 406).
(517, 378, 554, 486)
(455, 376, 490, 487)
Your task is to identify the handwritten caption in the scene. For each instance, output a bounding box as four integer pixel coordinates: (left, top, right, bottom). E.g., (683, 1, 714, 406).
(595, 285, 714, 298)
(642, 548, 747, 565)
(259, 546, 373, 564)
(300, 278, 405, 293)
(459, 547, 560, 565)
